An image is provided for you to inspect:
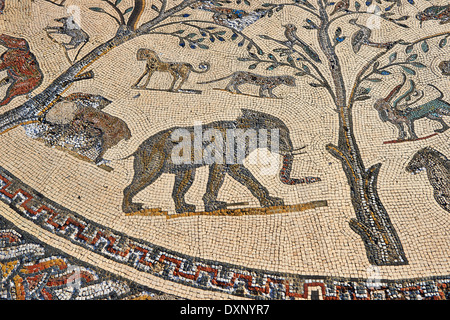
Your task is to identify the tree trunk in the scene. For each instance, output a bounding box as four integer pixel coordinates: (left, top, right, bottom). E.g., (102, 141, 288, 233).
(317, 0, 407, 265)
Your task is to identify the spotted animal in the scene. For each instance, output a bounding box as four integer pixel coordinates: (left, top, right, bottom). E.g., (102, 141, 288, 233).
(406, 147, 450, 213)
(198, 71, 296, 98)
(132, 49, 210, 92)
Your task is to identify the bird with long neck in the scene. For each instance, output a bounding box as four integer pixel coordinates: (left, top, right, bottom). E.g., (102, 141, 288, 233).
(282, 23, 321, 63)
(191, 1, 269, 31)
(349, 18, 397, 53)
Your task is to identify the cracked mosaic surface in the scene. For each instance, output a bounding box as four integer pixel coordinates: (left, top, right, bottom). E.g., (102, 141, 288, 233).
(0, 0, 449, 300)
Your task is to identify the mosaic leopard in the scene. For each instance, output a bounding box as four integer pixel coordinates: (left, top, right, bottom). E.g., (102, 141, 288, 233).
(198, 71, 296, 98)
(406, 147, 450, 213)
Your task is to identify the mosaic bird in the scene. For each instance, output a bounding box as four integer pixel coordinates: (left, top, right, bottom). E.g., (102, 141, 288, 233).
(330, 0, 349, 16)
(282, 23, 321, 63)
(349, 18, 396, 53)
(192, 1, 269, 32)
(416, 4, 450, 27)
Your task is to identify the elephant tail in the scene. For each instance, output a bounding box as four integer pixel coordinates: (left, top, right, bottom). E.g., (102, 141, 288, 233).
(112, 152, 135, 161)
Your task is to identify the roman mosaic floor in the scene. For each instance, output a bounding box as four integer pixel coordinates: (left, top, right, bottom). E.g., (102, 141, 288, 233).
(0, 0, 449, 300)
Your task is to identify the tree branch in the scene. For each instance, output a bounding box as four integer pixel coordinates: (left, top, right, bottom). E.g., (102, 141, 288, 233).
(137, 0, 201, 35)
(268, 2, 320, 19)
(42, 0, 66, 7)
(147, 19, 264, 54)
(348, 49, 391, 108)
(328, 10, 409, 28)
(102, 0, 126, 25)
(257, 34, 336, 104)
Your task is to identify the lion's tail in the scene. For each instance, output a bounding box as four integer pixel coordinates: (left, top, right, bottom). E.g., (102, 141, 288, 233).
(191, 62, 211, 74)
(197, 74, 233, 84)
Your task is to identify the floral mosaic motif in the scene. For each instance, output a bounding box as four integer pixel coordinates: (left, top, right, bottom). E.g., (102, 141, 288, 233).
(0, 218, 179, 300)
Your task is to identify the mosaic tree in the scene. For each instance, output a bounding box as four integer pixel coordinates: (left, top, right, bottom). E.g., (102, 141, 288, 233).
(0, 0, 450, 266)
(236, 0, 450, 266)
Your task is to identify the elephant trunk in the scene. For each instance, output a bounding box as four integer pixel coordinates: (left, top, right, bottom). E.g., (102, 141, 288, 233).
(279, 153, 321, 185)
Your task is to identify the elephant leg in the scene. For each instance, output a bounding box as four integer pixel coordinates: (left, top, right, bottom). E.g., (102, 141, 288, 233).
(227, 164, 284, 207)
(172, 168, 196, 213)
(122, 149, 165, 213)
(203, 164, 227, 212)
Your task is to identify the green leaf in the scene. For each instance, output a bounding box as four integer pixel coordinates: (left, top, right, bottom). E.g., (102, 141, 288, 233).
(216, 31, 227, 36)
(114, 0, 122, 6)
(302, 64, 310, 73)
(401, 66, 416, 75)
(124, 7, 133, 14)
(405, 45, 414, 54)
(355, 1, 361, 11)
(358, 87, 371, 95)
(151, 4, 159, 11)
(439, 38, 447, 48)
(366, 78, 382, 82)
(266, 64, 277, 70)
(421, 40, 429, 53)
(186, 33, 197, 38)
(295, 71, 307, 76)
(287, 56, 296, 67)
(173, 29, 185, 34)
(89, 7, 105, 12)
(411, 62, 426, 68)
(248, 63, 257, 69)
(355, 95, 371, 101)
(198, 44, 209, 49)
(268, 53, 277, 61)
(389, 52, 397, 63)
(406, 54, 418, 62)
(309, 83, 323, 88)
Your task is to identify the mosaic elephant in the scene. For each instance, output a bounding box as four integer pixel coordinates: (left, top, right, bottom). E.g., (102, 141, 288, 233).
(122, 109, 321, 213)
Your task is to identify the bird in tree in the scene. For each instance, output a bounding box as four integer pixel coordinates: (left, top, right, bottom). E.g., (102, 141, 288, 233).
(329, 0, 349, 16)
(192, 1, 269, 31)
(282, 23, 321, 63)
(416, 4, 450, 26)
(349, 18, 397, 53)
